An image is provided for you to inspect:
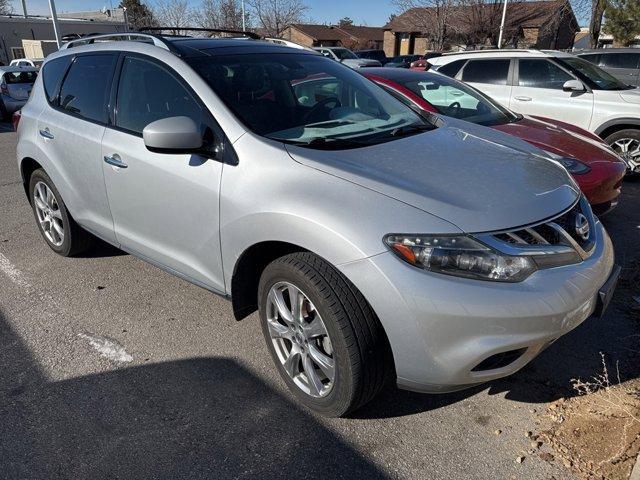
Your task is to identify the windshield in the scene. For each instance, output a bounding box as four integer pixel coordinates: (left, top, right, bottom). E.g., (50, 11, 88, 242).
(556, 57, 632, 90)
(332, 48, 358, 60)
(397, 73, 518, 126)
(188, 53, 427, 148)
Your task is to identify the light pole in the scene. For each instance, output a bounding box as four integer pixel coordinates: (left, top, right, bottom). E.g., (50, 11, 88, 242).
(242, 0, 246, 32)
(47, 0, 62, 48)
(497, 0, 508, 49)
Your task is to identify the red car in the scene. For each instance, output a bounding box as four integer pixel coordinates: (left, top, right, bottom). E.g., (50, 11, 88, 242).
(363, 68, 626, 215)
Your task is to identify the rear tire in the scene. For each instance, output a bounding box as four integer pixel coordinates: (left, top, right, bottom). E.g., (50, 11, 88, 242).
(605, 128, 640, 174)
(29, 168, 93, 256)
(258, 252, 392, 417)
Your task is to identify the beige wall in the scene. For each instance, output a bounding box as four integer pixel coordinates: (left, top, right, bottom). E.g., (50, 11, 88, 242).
(282, 27, 315, 48)
(413, 37, 428, 55)
(383, 30, 395, 57)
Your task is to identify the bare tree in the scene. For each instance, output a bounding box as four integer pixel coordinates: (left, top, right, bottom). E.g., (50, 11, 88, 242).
(152, 0, 194, 34)
(391, 0, 458, 51)
(248, 0, 309, 37)
(198, 0, 247, 31)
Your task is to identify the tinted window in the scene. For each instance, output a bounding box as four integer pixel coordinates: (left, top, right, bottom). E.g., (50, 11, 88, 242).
(518, 59, 573, 89)
(556, 57, 630, 90)
(436, 59, 466, 77)
(600, 53, 640, 69)
(4, 71, 37, 84)
(116, 56, 202, 135)
(461, 59, 510, 85)
(42, 56, 72, 103)
(58, 54, 116, 122)
(579, 53, 601, 65)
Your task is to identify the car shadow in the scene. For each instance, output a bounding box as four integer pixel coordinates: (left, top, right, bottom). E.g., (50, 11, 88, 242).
(0, 310, 387, 479)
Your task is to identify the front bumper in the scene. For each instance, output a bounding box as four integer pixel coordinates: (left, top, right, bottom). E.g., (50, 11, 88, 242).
(579, 160, 626, 213)
(338, 220, 615, 393)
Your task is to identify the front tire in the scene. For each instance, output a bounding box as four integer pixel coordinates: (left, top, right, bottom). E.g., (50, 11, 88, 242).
(258, 252, 392, 417)
(605, 129, 640, 174)
(29, 168, 93, 256)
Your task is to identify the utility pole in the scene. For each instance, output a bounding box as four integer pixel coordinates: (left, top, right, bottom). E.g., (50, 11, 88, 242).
(21, 0, 28, 18)
(242, 0, 246, 32)
(48, 0, 62, 49)
(497, 0, 508, 48)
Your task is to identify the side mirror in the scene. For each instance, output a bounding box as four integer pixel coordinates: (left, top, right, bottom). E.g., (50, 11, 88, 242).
(562, 79, 586, 92)
(143, 116, 203, 153)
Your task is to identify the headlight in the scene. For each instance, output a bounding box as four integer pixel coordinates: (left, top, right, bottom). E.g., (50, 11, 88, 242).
(384, 234, 537, 282)
(543, 150, 591, 174)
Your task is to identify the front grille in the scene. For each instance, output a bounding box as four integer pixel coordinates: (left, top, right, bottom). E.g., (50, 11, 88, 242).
(476, 196, 597, 268)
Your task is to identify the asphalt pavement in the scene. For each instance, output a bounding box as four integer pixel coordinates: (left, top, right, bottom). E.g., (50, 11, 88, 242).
(1, 125, 638, 479)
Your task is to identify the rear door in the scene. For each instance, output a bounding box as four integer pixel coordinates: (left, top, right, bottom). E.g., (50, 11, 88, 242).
(599, 52, 640, 86)
(457, 58, 513, 108)
(36, 53, 118, 243)
(509, 58, 594, 130)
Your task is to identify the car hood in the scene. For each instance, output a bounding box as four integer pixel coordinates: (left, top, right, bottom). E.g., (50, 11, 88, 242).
(285, 118, 579, 233)
(619, 87, 640, 104)
(492, 115, 621, 164)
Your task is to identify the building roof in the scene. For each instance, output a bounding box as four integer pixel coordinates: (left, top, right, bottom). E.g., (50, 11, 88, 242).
(384, 0, 576, 33)
(289, 23, 384, 43)
(339, 25, 384, 42)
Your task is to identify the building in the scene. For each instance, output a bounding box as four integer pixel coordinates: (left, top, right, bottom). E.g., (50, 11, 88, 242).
(383, 0, 579, 56)
(0, 10, 126, 64)
(281, 24, 384, 50)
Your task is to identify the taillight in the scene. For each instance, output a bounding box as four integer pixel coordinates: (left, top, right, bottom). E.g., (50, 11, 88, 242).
(1, 82, 8, 96)
(12, 110, 21, 132)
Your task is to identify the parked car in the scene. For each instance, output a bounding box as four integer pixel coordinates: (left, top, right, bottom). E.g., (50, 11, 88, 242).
(428, 50, 640, 173)
(385, 54, 424, 68)
(17, 35, 618, 417)
(577, 48, 640, 87)
(363, 68, 626, 215)
(355, 49, 388, 65)
(0, 66, 37, 119)
(9, 58, 44, 69)
(313, 46, 381, 68)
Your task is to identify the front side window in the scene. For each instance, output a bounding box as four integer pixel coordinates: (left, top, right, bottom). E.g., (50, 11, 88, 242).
(518, 59, 573, 89)
(58, 54, 117, 123)
(42, 56, 72, 103)
(187, 53, 427, 148)
(461, 59, 510, 85)
(556, 56, 631, 90)
(115, 56, 202, 135)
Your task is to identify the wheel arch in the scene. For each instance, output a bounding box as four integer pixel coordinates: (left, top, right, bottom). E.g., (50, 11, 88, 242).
(19, 156, 43, 201)
(595, 118, 640, 139)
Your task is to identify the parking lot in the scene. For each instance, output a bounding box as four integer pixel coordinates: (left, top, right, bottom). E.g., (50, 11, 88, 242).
(0, 122, 638, 479)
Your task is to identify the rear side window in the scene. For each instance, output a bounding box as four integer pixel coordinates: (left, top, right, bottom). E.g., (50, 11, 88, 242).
(58, 54, 117, 123)
(461, 59, 510, 85)
(579, 53, 601, 65)
(435, 59, 467, 77)
(115, 56, 202, 135)
(42, 56, 72, 103)
(4, 71, 37, 84)
(518, 59, 573, 89)
(600, 53, 640, 69)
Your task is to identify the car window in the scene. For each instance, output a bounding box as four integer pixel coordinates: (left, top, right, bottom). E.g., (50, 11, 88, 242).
(461, 59, 510, 85)
(58, 54, 116, 123)
(579, 53, 601, 65)
(556, 56, 630, 90)
(3, 71, 37, 84)
(116, 56, 203, 135)
(293, 76, 340, 107)
(332, 48, 358, 60)
(518, 59, 573, 89)
(435, 59, 467, 77)
(599, 53, 640, 69)
(42, 55, 72, 103)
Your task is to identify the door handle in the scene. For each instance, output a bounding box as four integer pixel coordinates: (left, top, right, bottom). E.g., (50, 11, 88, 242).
(103, 153, 128, 169)
(39, 128, 54, 139)
(514, 96, 532, 102)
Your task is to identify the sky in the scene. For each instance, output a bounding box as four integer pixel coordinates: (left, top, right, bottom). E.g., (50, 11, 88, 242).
(10, 0, 397, 26)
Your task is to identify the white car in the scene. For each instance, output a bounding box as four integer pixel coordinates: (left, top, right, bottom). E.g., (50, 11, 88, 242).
(429, 50, 640, 173)
(9, 58, 43, 69)
(313, 47, 381, 68)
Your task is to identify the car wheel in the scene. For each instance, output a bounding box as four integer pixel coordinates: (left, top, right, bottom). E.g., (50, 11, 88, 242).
(605, 129, 640, 174)
(29, 168, 93, 256)
(258, 252, 392, 417)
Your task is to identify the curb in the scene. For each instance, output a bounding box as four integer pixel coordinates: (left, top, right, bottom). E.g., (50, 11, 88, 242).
(631, 454, 640, 480)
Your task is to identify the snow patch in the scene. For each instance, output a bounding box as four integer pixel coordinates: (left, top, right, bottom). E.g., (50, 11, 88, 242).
(78, 333, 134, 363)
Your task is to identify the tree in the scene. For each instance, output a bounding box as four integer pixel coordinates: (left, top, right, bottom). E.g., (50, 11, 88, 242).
(199, 0, 248, 31)
(604, 0, 640, 46)
(119, 0, 156, 30)
(248, 0, 309, 37)
(588, 0, 607, 48)
(338, 17, 354, 27)
(0, 0, 12, 15)
(152, 0, 194, 35)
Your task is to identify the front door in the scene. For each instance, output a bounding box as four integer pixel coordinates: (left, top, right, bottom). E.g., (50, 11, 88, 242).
(101, 54, 226, 292)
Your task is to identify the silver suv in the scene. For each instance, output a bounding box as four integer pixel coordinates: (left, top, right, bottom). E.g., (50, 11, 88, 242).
(16, 34, 618, 416)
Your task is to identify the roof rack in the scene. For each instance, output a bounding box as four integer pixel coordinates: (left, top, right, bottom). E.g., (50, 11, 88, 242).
(442, 48, 542, 55)
(139, 26, 261, 40)
(61, 32, 172, 51)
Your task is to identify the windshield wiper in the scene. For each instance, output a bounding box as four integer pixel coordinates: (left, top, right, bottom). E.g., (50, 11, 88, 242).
(387, 122, 435, 138)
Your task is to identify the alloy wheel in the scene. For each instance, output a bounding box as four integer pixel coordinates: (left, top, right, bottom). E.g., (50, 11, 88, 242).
(33, 181, 64, 247)
(266, 281, 335, 398)
(612, 137, 640, 172)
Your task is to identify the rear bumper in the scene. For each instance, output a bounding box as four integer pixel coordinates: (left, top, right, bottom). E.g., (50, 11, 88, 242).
(1, 95, 27, 114)
(338, 221, 615, 393)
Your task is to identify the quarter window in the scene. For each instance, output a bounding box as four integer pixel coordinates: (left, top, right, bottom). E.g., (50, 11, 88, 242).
(518, 59, 573, 89)
(461, 59, 510, 85)
(42, 56, 72, 103)
(58, 54, 117, 123)
(115, 56, 202, 135)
